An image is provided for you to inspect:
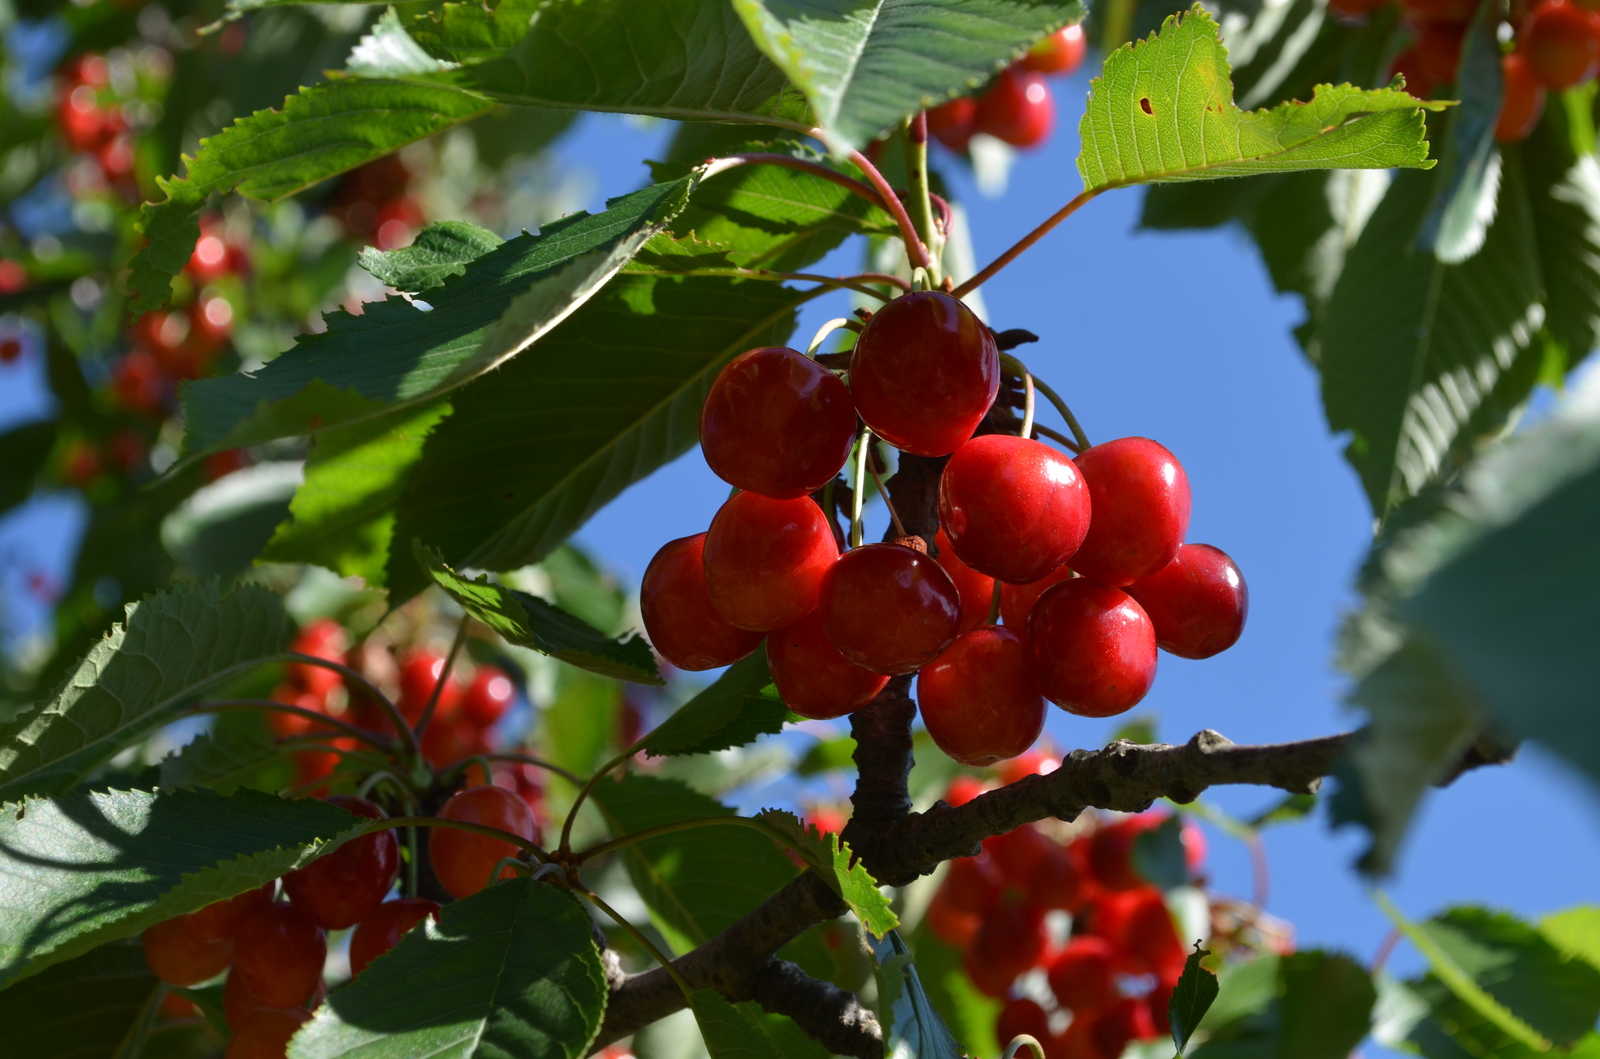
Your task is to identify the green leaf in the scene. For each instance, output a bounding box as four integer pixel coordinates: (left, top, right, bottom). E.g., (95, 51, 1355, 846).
(1189, 951, 1374, 1059)
(900, 931, 999, 1059)
(1245, 792, 1317, 829)
(754, 810, 897, 938)
(540, 545, 627, 635)
(130, 77, 494, 312)
(0, 787, 361, 988)
(386, 273, 806, 599)
(158, 462, 300, 581)
(1168, 946, 1220, 1055)
(409, 0, 540, 64)
(1078, 6, 1444, 193)
(589, 775, 799, 956)
(796, 736, 857, 776)
(1541, 908, 1600, 973)
(691, 990, 788, 1059)
(640, 652, 789, 758)
(0, 940, 159, 1057)
(0, 582, 290, 801)
(158, 726, 281, 795)
(540, 668, 623, 780)
(1418, 0, 1503, 263)
(1131, 815, 1189, 890)
(358, 220, 505, 292)
(415, 542, 662, 684)
(871, 930, 965, 1059)
(289, 878, 607, 1059)
(0, 420, 55, 519)
(1526, 114, 1600, 369)
(183, 177, 697, 454)
(344, 7, 456, 78)
(731, 0, 1084, 152)
(626, 232, 742, 273)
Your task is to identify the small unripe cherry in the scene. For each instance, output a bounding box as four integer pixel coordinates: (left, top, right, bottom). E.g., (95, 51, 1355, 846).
(849, 291, 999, 457)
(939, 434, 1090, 584)
(1496, 52, 1546, 142)
(142, 913, 233, 986)
(1046, 936, 1119, 1013)
(933, 527, 996, 633)
(704, 492, 839, 632)
(700, 346, 858, 498)
(1028, 579, 1157, 717)
(225, 1007, 312, 1059)
(282, 796, 399, 930)
(1520, 0, 1600, 89)
(1021, 24, 1087, 75)
(818, 543, 961, 674)
(1070, 438, 1191, 587)
(462, 666, 516, 727)
(641, 533, 764, 669)
(974, 67, 1055, 148)
(232, 902, 327, 1009)
(1124, 544, 1248, 659)
(1000, 564, 1074, 629)
(428, 785, 538, 899)
(918, 626, 1045, 765)
(767, 609, 889, 719)
(349, 897, 441, 976)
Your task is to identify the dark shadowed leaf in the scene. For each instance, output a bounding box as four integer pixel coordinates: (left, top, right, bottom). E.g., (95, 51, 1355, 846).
(1278, 951, 1377, 1056)
(1168, 946, 1219, 1054)
(0, 421, 55, 520)
(0, 940, 159, 1056)
(1417, 0, 1503, 263)
(157, 726, 281, 795)
(754, 810, 897, 938)
(1525, 110, 1600, 371)
(640, 652, 788, 757)
(1132, 815, 1189, 890)
(691, 990, 787, 1059)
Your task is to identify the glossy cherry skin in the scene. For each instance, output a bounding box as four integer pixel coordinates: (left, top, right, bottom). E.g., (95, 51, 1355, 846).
(700, 346, 858, 498)
(225, 1007, 312, 1059)
(940, 434, 1091, 584)
(1047, 936, 1119, 1013)
(933, 528, 996, 633)
(287, 618, 345, 698)
(964, 903, 1047, 996)
(704, 493, 840, 632)
(997, 997, 1051, 1049)
(1496, 52, 1546, 142)
(188, 882, 274, 941)
(462, 666, 516, 727)
(818, 543, 961, 674)
(641, 533, 764, 669)
(767, 609, 889, 719)
(349, 897, 441, 976)
(283, 796, 399, 929)
(1000, 565, 1074, 630)
(232, 902, 327, 1009)
(927, 96, 978, 151)
(1027, 579, 1157, 717)
(397, 649, 462, 725)
(1521, 0, 1600, 88)
(919, 626, 1045, 765)
(849, 291, 999, 457)
(224, 970, 325, 1034)
(142, 914, 233, 986)
(1070, 438, 1191, 587)
(974, 67, 1055, 148)
(429, 784, 538, 899)
(1022, 24, 1087, 75)
(1124, 544, 1248, 659)
(1413, 19, 1467, 83)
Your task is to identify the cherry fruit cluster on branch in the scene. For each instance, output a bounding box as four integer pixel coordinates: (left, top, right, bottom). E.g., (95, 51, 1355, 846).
(922, 26, 1087, 152)
(642, 289, 1248, 770)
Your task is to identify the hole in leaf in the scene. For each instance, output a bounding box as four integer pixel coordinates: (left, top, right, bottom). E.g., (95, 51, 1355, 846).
(1140, 98, 1153, 115)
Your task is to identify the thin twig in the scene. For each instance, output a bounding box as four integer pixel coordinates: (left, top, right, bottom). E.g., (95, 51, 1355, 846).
(481, 752, 586, 788)
(952, 188, 1100, 298)
(702, 153, 886, 212)
(867, 456, 907, 539)
(193, 701, 394, 753)
(580, 886, 695, 999)
(415, 616, 470, 741)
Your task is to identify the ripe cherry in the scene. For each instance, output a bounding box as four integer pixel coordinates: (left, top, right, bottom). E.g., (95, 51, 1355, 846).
(1021, 24, 1087, 75)
(429, 784, 537, 899)
(224, 970, 326, 1033)
(849, 292, 999, 457)
(1521, 0, 1600, 88)
(818, 543, 961, 674)
(1000, 565, 1074, 630)
(1496, 52, 1546, 142)
(188, 882, 275, 941)
(1027, 579, 1157, 717)
(1047, 936, 1119, 1013)
(349, 897, 441, 976)
(287, 619, 345, 698)
(975, 67, 1055, 148)
(225, 1007, 312, 1059)
(463, 665, 516, 727)
(398, 649, 462, 725)
(943, 774, 991, 806)
(926, 887, 981, 947)
(767, 609, 889, 719)
(142, 914, 233, 986)
(641, 533, 764, 669)
(996, 997, 1051, 1048)
(1071, 438, 1190, 587)
(933, 528, 996, 633)
(1086, 814, 1167, 891)
(700, 346, 858, 499)
(919, 626, 1045, 765)
(1391, 45, 1439, 98)
(964, 903, 1047, 996)
(939, 434, 1091, 584)
(703, 492, 839, 632)
(1088, 997, 1158, 1057)
(283, 796, 399, 929)
(927, 96, 978, 151)
(1123, 888, 1187, 976)
(1124, 544, 1247, 659)
(1413, 19, 1467, 83)
(944, 855, 1005, 914)
(232, 902, 327, 1009)
(986, 825, 1090, 911)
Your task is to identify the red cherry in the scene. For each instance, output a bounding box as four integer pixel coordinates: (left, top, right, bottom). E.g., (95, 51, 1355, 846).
(996, 748, 1059, 786)
(1124, 888, 1187, 976)
(700, 346, 858, 499)
(1496, 52, 1547, 142)
(1413, 19, 1466, 82)
(1000, 565, 1075, 630)
(1521, 0, 1600, 88)
(767, 609, 890, 719)
(986, 826, 1090, 911)
(939, 434, 1091, 584)
(225, 1007, 312, 1059)
(463, 666, 516, 727)
(188, 882, 275, 941)
(232, 903, 327, 1009)
(1054, 1019, 1106, 1059)
(997, 997, 1051, 1047)
(429, 785, 537, 899)
(849, 291, 999, 457)
(933, 527, 996, 634)
(268, 685, 335, 739)
(926, 887, 982, 947)
(1328, 0, 1395, 14)
(0, 261, 25, 295)
(1022, 24, 1087, 75)
(1124, 544, 1247, 659)
(142, 914, 233, 986)
(204, 449, 249, 482)
(1028, 580, 1157, 717)
(1086, 814, 1167, 891)
(641, 533, 764, 669)
(1046, 936, 1119, 1013)
(1401, 0, 1476, 19)
(397, 649, 462, 725)
(974, 67, 1055, 148)
(943, 854, 1004, 914)
(964, 903, 1047, 996)
(282, 797, 399, 929)
(111, 349, 169, 415)
(818, 543, 961, 674)
(1088, 997, 1158, 1057)
(349, 897, 441, 976)
(1070, 438, 1191, 587)
(288, 619, 346, 697)
(919, 626, 1045, 765)
(224, 971, 325, 1034)
(703, 492, 840, 632)
(927, 96, 978, 151)
(943, 775, 991, 806)
(1181, 820, 1206, 872)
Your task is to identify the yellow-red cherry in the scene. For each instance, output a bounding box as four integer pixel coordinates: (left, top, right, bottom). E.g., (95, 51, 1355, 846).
(142, 913, 233, 986)
(767, 609, 889, 719)
(641, 532, 764, 669)
(703, 492, 839, 632)
(282, 796, 398, 930)
(918, 626, 1045, 765)
(1021, 24, 1087, 75)
(1520, 0, 1600, 88)
(818, 543, 961, 674)
(939, 434, 1090, 584)
(700, 346, 858, 499)
(849, 292, 999, 457)
(1027, 579, 1157, 717)
(1124, 543, 1248, 659)
(232, 902, 327, 1009)
(225, 1007, 312, 1059)
(933, 527, 995, 634)
(349, 897, 440, 976)
(428, 784, 537, 899)
(1070, 438, 1191, 587)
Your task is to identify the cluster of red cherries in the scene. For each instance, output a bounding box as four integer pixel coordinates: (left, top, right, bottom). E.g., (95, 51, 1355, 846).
(928, 773, 1204, 1059)
(1334, 0, 1600, 141)
(641, 290, 1247, 768)
(326, 155, 427, 252)
(925, 25, 1087, 152)
(54, 52, 143, 204)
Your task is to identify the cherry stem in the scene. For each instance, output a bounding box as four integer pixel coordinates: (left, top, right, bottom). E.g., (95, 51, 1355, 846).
(1002, 1035, 1047, 1059)
(272, 651, 419, 758)
(867, 456, 907, 539)
(558, 745, 640, 855)
(816, 131, 933, 273)
(357, 770, 419, 810)
(951, 188, 1101, 299)
(902, 112, 943, 286)
(1000, 353, 1090, 451)
(850, 428, 872, 549)
(576, 885, 696, 1000)
(807, 317, 861, 358)
(1032, 423, 1082, 453)
(1019, 370, 1037, 440)
(414, 615, 470, 742)
(192, 700, 394, 753)
(366, 815, 550, 863)
(478, 752, 585, 788)
(988, 579, 1003, 625)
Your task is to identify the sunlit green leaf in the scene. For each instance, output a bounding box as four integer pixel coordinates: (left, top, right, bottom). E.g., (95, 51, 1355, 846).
(754, 809, 897, 938)
(640, 652, 788, 758)
(358, 220, 505, 292)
